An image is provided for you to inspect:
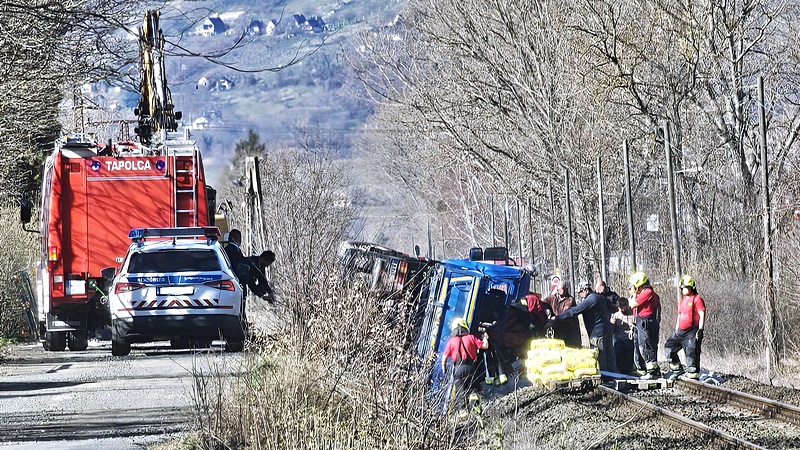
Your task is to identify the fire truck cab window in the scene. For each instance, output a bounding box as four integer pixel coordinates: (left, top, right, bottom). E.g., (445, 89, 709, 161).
(128, 250, 221, 273)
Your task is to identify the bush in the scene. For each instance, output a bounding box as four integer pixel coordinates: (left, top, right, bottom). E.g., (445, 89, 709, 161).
(0, 203, 38, 339)
(193, 281, 464, 450)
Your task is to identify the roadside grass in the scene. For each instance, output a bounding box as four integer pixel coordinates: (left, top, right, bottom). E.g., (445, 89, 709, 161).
(188, 279, 479, 449)
(0, 337, 15, 362)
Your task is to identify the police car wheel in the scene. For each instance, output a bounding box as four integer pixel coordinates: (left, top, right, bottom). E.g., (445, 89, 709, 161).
(111, 326, 131, 356)
(111, 338, 131, 356)
(225, 339, 244, 352)
(170, 337, 191, 350)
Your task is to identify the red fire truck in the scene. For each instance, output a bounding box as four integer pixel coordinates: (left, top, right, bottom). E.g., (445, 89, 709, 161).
(24, 134, 216, 351)
(20, 10, 217, 351)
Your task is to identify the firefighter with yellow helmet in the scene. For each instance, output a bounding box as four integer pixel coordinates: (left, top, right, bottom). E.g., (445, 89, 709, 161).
(441, 317, 489, 414)
(663, 275, 706, 379)
(628, 271, 662, 379)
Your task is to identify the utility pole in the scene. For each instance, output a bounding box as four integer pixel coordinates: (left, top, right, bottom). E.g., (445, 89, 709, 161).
(528, 197, 536, 269)
(758, 76, 779, 376)
(597, 157, 606, 281)
(516, 199, 524, 266)
(503, 200, 509, 250)
(244, 156, 266, 255)
(565, 170, 576, 294)
(549, 179, 559, 273)
(664, 121, 682, 302)
(491, 196, 497, 247)
(623, 140, 637, 271)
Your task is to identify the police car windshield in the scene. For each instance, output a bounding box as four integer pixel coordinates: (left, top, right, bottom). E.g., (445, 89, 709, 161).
(128, 250, 221, 273)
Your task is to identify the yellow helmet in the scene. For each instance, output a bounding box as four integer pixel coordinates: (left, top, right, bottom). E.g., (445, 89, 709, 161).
(629, 271, 649, 289)
(450, 317, 468, 332)
(680, 275, 696, 289)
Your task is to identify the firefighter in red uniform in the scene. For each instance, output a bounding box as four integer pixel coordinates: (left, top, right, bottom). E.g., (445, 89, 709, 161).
(663, 275, 706, 379)
(629, 271, 662, 379)
(441, 318, 489, 413)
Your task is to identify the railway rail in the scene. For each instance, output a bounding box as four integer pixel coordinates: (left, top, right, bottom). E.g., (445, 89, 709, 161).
(597, 376, 800, 449)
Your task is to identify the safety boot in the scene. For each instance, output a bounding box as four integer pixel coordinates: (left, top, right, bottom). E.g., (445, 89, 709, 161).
(669, 363, 685, 378)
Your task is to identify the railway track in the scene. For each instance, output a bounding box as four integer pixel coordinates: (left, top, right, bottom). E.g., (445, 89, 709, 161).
(599, 377, 800, 449)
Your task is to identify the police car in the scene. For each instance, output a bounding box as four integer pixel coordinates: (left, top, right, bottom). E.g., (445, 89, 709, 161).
(106, 227, 246, 356)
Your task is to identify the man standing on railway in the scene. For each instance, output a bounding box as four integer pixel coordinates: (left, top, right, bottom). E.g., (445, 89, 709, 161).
(663, 275, 706, 379)
(629, 271, 662, 379)
(549, 282, 618, 372)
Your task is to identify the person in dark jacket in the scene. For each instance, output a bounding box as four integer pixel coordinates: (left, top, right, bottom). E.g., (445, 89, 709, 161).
(610, 297, 635, 375)
(247, 250, 276, 302)
(224, 229, 272, 302)
(595, 279, 620, 314)
(549, 282, 617, 372)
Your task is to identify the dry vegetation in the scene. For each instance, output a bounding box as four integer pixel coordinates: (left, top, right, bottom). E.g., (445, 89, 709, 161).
(7, 0, 800, 448)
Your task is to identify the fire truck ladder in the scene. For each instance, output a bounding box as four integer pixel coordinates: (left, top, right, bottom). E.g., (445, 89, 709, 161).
(173, 147, 198, 227)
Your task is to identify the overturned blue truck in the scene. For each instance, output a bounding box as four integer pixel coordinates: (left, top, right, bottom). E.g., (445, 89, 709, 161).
(339, 242, 539, 410)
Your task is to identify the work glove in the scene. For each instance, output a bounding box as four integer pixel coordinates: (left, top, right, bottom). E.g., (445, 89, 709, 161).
(695, 329, 704, 342)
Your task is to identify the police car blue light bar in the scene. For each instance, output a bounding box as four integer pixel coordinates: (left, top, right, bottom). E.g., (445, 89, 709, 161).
(128, 227, 221, 241)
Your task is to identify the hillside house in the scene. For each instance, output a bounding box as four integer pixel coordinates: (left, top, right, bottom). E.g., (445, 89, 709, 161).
(215, 77, 234, 91)
(303, 16, 326, 33)
(264, 20, 278, 36)
(200, 17, 226, 36)
(193, 117, 209, 130)
(247, 19, 265, 35)
(292, 14, 306, 28)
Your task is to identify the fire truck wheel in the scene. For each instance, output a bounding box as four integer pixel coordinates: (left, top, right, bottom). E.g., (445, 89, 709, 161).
(68, 330, 88, 351)
(46, 331, 67, 352)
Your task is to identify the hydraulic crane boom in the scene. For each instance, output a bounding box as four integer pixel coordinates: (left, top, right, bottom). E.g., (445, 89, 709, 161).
(135, 10, 180, 146)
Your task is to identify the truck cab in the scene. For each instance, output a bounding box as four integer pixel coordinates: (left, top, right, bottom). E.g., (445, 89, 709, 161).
(415, 250, 537, 410)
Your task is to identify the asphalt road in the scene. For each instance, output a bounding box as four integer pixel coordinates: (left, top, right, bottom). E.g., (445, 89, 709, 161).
(0, 340, 245, 449)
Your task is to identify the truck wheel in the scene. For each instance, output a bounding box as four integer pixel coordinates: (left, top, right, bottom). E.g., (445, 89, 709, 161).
(111, 327, 130, 356)
(46, 331, 67, 352)
(68, 330, 89, 351)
